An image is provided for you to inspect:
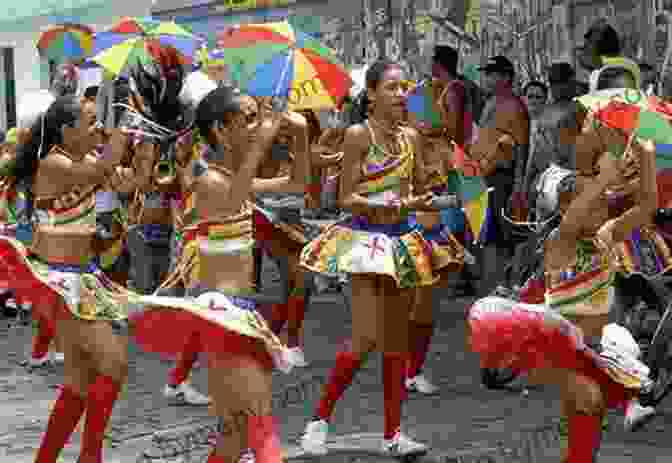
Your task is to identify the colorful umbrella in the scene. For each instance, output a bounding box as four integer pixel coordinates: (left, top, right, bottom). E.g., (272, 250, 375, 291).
(577, 89, 672, 208)
(90, 17, 203, 75)
(406, 79, 442, 129)
(37, 24, 94, 61)
(576, 89, 672, 163)
(215, 22, 352, 110)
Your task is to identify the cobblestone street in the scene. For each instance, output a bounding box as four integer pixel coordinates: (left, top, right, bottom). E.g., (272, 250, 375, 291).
(1, 272, 672, 462)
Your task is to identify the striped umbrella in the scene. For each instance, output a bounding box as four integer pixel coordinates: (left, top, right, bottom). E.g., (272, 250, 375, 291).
(215, 21, 352, 110)
(36, 23, 94, 62)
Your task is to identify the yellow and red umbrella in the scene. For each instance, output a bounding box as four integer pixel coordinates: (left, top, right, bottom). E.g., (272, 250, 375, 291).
(216, 21, 352, 110)
(36, 24, 94, 61)
(90, 17, 203, 75)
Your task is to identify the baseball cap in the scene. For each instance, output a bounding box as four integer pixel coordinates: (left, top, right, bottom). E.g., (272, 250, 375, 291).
(433, 46, 458, 75)
(478, 56, 515, 75)
(547, 63, 575, 84)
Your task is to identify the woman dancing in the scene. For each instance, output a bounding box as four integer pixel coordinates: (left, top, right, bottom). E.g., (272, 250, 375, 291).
(468, 64, 660, 462)
(130, 84, 306, 463)
(299, 59, 449, 456)
(12, 63, 80, 367)
(0, 90, 152, 462)
(158, 89, 313, 405)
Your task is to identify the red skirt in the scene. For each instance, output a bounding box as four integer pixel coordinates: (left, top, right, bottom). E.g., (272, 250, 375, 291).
(468, 296, 636, 409)
(131, 306, 275, 370)
(0, 239, 72, 325)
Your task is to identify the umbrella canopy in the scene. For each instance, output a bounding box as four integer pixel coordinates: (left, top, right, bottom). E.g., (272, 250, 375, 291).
(577, 88, 672, 208)
(90, 17, 203, 76)
(215, 21, 352, 110)
(576, 88, 672, 162)
(37, 23, 94, 62)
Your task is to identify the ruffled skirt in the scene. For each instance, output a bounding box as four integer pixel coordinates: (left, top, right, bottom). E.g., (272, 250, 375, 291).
(129, 290, 295, 373)
(468, 296, 647, 407)
(0, 237, 135, 323)
(300, 217, 448, 288)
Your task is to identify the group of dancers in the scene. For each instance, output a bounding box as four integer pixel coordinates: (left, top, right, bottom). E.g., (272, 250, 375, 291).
(0, 36, 665, 463)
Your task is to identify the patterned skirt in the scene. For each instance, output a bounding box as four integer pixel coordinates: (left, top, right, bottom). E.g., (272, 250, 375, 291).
(129, 289, 295, 372)
(300, 216, 452, 288)
(130, 220, 296, 372)
(468, 296, 644, 408)
(468, 237, 651, 406)
(0, 237, 135, 323)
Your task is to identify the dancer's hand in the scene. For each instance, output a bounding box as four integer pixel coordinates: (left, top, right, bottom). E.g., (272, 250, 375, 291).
(402, 192, 435, 211)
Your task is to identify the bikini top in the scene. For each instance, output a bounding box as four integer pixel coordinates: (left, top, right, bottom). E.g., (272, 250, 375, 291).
(356, 120, 415, 199)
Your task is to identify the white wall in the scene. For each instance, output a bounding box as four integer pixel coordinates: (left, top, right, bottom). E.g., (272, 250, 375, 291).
(0, 0, 153, 130)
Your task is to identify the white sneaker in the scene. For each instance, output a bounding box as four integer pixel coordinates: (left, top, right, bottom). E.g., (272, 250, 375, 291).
(405, 374, 439, 395)
(288, 347, 309, 367)
(382, 431, 428, 456)
(300, 419, 329, 455)
(238, 448, 255, 463)
(28, 355, 50, 368)
(51, 352, 65, 364)
(624, 399, 656, 431)
(163, 382, 211, 406)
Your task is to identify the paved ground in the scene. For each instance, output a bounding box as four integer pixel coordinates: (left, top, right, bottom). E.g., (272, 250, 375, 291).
(1, 267, 671, 462)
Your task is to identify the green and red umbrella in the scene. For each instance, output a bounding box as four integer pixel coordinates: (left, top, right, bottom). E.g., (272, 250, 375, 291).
(576, 89, 672, 206)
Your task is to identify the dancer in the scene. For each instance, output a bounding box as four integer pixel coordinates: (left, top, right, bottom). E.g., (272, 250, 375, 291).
(13, 64, 80, 367)
(0, 91, 152, 462)
(468, 64, 661, 462)
(300, 59, 450, 456)
(130, 84, 305, 463)
(251, 96, 314, 366)
(406, 46, 471, 394)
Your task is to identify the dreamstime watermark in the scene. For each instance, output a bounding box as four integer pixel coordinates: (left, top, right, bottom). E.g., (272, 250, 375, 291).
(138, 367, 368, 461)
(270, 78, 324, 109)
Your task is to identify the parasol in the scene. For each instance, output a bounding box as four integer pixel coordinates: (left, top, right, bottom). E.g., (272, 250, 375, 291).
(215, 21, 352, 110)
(36, 23, 94, 62)
(89, 17, 203, 76)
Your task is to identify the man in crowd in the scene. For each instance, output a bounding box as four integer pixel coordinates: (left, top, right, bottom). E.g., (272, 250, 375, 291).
(522, 62, 582, 220)
(469, 56, 530, 296)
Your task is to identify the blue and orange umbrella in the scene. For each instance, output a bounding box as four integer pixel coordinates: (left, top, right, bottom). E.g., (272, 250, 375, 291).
(37, 23, 94, 62)
(215, 22, 352, 110)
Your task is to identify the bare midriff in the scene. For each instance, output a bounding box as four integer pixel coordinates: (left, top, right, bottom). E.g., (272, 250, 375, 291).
(192, 164, 256, 294)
